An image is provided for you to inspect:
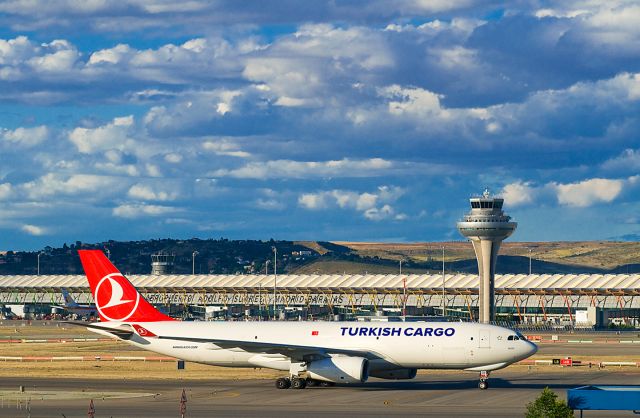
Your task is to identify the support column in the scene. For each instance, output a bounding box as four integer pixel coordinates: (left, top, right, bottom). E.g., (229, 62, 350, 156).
(471, 238, 501, 323)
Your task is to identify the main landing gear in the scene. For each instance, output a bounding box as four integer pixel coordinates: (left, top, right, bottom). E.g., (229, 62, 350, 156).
(275, 377, 335, 389)
(478, 371, 490, 390)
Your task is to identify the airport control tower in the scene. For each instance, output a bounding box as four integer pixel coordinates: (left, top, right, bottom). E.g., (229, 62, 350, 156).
(151, 252, 175, 275)
(457, 189, 517, 323)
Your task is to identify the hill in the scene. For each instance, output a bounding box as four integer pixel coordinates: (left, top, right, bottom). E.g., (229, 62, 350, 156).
(0, 239, 638, 275)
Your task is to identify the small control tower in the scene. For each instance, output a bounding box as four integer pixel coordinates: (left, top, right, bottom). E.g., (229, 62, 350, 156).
(457, 189, 517, 323)
(151, 252, 175, 275)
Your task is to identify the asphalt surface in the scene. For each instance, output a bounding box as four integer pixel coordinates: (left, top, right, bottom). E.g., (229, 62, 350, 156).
(1, 370, 639, 417)
(537, 342, 640, 357)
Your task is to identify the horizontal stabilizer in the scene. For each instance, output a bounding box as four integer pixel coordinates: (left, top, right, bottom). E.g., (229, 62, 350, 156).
(63, 321, 135, 340)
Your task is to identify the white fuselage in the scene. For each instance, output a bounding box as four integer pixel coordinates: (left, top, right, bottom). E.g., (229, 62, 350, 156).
(92, 321, 537, 374)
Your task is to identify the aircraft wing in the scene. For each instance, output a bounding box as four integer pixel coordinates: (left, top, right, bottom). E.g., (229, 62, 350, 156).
(157, 335, 384, 363)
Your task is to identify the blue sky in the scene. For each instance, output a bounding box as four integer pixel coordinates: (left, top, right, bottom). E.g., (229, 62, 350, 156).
(1, 1, 640, 249)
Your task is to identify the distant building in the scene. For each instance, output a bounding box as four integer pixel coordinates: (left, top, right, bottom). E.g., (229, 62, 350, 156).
(151, 252, 175, 275)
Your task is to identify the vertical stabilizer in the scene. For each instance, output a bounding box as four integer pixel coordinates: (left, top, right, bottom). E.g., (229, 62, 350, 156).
(78, 250, 174, 322)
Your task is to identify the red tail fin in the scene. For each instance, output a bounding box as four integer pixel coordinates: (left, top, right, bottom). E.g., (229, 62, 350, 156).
(79, 250, 173, 322)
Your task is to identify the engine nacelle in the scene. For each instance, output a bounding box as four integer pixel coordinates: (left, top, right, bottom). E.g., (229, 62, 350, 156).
(368, 368, 417, 380)
(307, 356, 369, 384)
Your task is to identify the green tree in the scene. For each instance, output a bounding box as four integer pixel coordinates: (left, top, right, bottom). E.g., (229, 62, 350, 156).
(525, 387, 573, 418)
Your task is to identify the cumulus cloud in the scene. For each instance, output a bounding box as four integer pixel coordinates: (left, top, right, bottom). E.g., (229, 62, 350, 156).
(211, 158, 394, 179)
(3, 3, 640, 246)
(254, 198, 285, 210)
(0, 183, 12, 199)
(21, 224, 47, 236)
(112, 203, 179, 218)
(1, 125, 49, 147)
(382, 85, 446, 117)
(298, 186, 406, 221)
(502, 176, 637, 208)
(68, 115, 135, 154)
(601, 148, 640, 173)
(552, 178, 624, 207)
(21, 174, 122, 199)
(202, 140, 251, 158)
(127, 183, 179, 201)
(501, 181, 534, 206)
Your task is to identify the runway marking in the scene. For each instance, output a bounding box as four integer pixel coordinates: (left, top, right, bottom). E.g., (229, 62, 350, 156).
(211, 391, 240, 398)
(0, 390, 156, 401)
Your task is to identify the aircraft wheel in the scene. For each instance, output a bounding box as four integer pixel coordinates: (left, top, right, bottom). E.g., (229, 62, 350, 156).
(478, 380, 488, 390)
(319, 381, 335, 387)
(306, 379, 319, 387)
(291, 378, 307, 389)
(275, 377, 291, 389)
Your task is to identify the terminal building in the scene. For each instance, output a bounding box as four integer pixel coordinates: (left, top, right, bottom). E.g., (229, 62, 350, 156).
(0, 272, 638, 327)
(1, 191, 638, 327)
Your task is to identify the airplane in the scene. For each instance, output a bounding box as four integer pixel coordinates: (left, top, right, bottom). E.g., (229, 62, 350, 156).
(52, 288, 98, 318)
(72, 250, 537, 390)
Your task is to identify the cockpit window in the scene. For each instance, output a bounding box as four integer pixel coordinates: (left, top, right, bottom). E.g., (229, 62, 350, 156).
(507, 335, 519, 341)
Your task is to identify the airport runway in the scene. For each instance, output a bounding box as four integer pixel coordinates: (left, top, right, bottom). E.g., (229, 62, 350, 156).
(1, 370, 639, 417)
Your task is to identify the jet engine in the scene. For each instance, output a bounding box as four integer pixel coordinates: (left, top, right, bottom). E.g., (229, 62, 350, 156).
(307, 356, 369, 384)
(368, 368, 417, 380)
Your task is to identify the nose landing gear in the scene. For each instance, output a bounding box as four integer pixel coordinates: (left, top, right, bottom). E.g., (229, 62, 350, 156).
(478, 371, 490, 390)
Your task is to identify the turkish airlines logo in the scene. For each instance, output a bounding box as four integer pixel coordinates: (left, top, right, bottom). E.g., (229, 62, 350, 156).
(95, 273, 140, 322)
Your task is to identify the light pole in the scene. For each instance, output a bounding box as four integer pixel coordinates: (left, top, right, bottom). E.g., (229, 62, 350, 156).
(37, 252, 42, 276)
(261, 260, 270, 321)
(402, 277, 407, 317)
(192, 251, 199, 275)
(399, 259, 403, 274)
(442, 246, 446, 318)
(272, 246, 277, 320)
(258, 282, 262, 321)
(528, 248, 532, 275)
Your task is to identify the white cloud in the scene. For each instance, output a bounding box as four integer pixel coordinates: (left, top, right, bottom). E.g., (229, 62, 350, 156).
(164, 153, 183, 163)
(298, 193, 329, 210)
(127, 183, 179, 201)
(381, 85, 446, 117)
(501, 181, 534, 206)
(68, 115, 135, 154)
(95, 162, 140, 177)
(27, 40, 79, 73)
(364, 204, 405, 221)
(22, 174, 121, 199)
(112, 203, 179, 218)
(88, 43, 133, 65)
(202, 140, 251, 158)
(243, 24, 393, 106)
(21, 224, 47, 236)
(254, 198, 285, 210)
(601, 148, 640, 172)
(298, 186, 406, 221)
(0, 183, 12, 199)
(145, 163, 162, 177)
(552, 178, 624, 207)
(1, 125, 48, 147)
(211, 158, 393, 179)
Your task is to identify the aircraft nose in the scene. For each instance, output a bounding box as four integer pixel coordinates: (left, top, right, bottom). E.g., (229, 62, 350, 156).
(527, 341, 538, 356)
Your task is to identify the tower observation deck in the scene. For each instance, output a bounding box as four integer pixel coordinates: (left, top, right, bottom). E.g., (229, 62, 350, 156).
(457, 189, 517, 323)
